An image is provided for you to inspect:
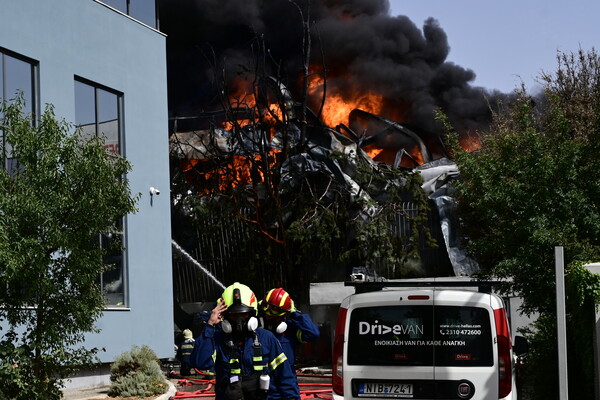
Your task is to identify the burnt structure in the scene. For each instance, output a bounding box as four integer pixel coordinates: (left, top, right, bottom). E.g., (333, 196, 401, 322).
(158, 0, 494, 305)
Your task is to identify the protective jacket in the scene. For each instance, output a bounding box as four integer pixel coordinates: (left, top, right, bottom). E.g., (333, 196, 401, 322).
(178, 338, 195, 363)
(177, 339, 194, 364)
(190, 324, 300, 400)
(278, 311, 320, 373)
(265, 312, 320, 400)
(177, 337, 195, 375)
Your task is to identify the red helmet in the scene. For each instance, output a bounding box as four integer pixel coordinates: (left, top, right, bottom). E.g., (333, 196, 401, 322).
(262, 288, 294, 317)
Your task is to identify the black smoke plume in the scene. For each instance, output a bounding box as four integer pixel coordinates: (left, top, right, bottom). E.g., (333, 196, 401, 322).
(158, 0, 506, 147)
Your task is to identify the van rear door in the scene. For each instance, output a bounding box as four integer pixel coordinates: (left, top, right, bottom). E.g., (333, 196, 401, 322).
(346, 291, 435, 398)
(343, 289, 500, 399)
(431, 290, 497, 399)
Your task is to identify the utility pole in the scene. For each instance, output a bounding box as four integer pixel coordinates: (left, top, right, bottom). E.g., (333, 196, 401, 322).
(555, 246, 569, 400)
(584, 262, 600, 400)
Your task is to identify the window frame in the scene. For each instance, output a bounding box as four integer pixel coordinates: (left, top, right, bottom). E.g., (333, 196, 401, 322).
(74, 76, 125, 156)
(1, 48, 40, 171)
(0, 47, 39, 115)
(98, 0, 158, 29)
(74, 76, 129, 308)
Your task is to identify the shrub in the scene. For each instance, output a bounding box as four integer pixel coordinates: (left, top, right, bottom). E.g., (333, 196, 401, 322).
(108, 345, 168, 398)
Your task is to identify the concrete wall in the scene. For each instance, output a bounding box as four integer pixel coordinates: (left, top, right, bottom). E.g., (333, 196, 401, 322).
(0, 0, 173, 378)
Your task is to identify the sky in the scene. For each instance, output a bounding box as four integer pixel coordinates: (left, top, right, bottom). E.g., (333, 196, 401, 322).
(388, 0, 600, 94)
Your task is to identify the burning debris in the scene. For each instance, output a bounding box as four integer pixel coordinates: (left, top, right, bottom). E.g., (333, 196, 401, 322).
(344, 109, 441, 167)
(417, 158, 479, 276)
(169, 92, 379, 206)
(169, 75, 478, 278)
(161, 0, 493, 284)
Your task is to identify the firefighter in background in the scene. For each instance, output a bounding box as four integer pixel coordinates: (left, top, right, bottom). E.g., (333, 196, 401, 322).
(176, 329, 195, 376)
(259, 288, 320, 376)
(190, 282, 300, 400)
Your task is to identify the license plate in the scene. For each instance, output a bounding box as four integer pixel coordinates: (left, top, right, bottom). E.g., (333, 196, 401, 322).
(358, 382, 414, 398)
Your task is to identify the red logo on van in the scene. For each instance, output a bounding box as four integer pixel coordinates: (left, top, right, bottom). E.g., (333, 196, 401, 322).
(455, 353, 471, 360)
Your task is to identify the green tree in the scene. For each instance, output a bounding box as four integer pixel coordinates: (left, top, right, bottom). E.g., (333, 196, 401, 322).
(450, 49, 600, 400)
(0, 99, 138, 400)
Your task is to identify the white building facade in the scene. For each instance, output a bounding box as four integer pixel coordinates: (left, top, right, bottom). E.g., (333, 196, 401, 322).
(0, 0, 173, 388)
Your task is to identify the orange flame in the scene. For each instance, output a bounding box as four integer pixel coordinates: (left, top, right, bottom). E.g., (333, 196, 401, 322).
(222, 76, 287, 131)
(307, 72, 384, 127)
(193, 72, 484, 193)
(362, 145, 424, 168)
(192, 148, 282, 194)
(322, 92, 384, 127)
(459, 134, 482, 152)
(364, 147, 383, 159)
(194, 76, 291, 192)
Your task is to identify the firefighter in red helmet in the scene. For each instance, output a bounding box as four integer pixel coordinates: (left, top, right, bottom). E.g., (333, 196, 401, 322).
(190, 282, 300, 400)
(259, 287, 320, 397)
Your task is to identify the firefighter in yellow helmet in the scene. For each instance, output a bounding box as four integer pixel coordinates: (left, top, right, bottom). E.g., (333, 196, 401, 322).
(176, 329, 195, 376)
(190, 282, 300, 400)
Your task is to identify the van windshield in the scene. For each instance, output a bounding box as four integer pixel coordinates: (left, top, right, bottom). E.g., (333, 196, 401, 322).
(347, 305, 493, 366)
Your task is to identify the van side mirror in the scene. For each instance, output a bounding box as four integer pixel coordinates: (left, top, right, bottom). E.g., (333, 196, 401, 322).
(513, 335, 529, 356)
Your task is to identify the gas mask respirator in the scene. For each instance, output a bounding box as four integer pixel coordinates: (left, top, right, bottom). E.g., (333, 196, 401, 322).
(260, 316, 287, 334)
(222, 313, 258, 334)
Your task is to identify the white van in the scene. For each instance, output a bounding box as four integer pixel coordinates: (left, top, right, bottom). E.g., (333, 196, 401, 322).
(332, 281, 527, 400)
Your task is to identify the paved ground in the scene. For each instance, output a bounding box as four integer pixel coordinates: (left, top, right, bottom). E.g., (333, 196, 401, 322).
(62, 370, 332, 400)
(62, 379, 178, 400)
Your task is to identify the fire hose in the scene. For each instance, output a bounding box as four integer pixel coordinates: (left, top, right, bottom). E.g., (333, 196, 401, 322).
(171, 369, 332, 399)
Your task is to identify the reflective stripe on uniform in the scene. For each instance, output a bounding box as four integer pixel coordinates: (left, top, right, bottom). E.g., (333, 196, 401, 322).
(229, 358, 241, 375)
(269, 352, 287, 370)
(181, 343, 195, 355)
(211, 350, 217, 363)
(253, 355, 264, 371)
(296, 329, 307, 344)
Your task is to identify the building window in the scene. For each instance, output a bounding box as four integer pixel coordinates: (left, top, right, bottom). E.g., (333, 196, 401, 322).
(1, 49, 38, 171)
(74, 79, 121, 154)
(75, 78, 126, 306)
(100, 220, 126, 307)
(101, 0, 157, 28)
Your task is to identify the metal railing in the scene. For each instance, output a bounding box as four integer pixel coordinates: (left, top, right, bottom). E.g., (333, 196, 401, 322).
(172, 201, 452, 303)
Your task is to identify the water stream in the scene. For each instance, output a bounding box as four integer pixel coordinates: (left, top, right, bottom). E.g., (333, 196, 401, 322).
(171, 240, 226, 290)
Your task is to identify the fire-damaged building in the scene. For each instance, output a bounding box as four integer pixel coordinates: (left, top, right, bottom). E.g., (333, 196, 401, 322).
(160, 0, 493, 313)
(166, 74, 484, 366)
(168, 78, 479, 295)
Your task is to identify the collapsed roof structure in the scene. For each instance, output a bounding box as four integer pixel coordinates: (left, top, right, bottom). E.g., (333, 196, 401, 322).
(169, 78, 479, 285)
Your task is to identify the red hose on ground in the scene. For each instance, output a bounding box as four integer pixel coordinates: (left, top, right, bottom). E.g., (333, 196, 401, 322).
(174, 393, 216, 399)
(299, 383, 331, 387)
(171, 371, 332, 399)
(173, 384, 216, 399)
(300, 389, 333, 399)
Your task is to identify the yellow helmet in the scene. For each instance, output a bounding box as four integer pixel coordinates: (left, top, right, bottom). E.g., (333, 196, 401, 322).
(220, 282, 258, 316)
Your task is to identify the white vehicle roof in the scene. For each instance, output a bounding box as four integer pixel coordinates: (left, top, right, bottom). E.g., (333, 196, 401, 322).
(341, 288, 505, 311)
(340, 278, 507, 310)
